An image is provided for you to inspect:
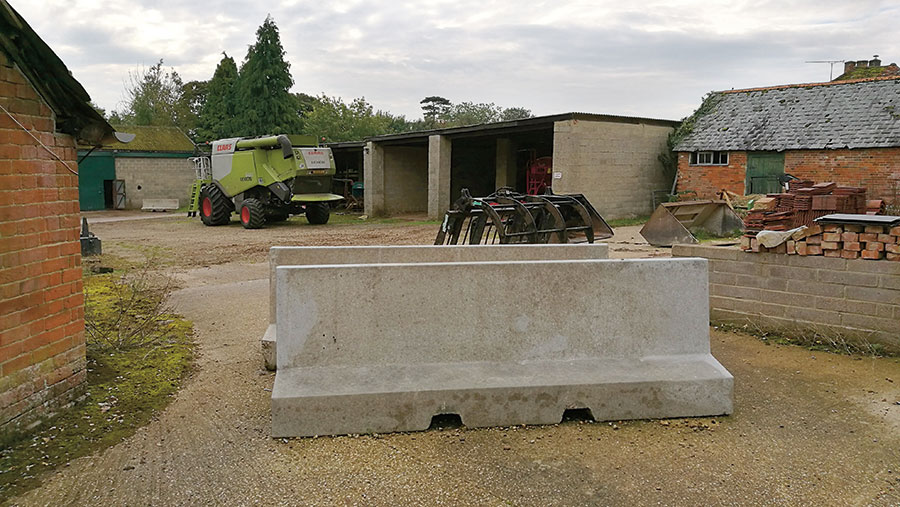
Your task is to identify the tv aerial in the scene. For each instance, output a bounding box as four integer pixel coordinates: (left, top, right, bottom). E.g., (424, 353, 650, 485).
(805, 60, 845, 80)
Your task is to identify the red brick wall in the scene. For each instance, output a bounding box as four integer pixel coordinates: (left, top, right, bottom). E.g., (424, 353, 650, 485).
(676, 151, 747, 198)
(678, 148, 900, 204)
(0, 50, 86, 438)
(785, 148, 900, 203)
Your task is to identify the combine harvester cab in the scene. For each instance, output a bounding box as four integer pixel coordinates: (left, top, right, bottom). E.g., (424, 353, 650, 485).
(189, 134, 344, 228)
(436, 188, 614, 245)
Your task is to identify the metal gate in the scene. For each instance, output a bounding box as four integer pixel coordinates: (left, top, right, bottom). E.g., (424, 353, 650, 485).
(745, 152, 784, 194)
(113, 179, 126, 209)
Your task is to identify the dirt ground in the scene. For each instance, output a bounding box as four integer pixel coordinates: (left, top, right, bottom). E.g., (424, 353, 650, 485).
(10, 212, 900, 505)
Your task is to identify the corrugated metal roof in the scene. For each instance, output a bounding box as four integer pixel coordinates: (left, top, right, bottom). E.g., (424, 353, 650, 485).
(675, 77, 900, 152)
(366, 112, 678, 144)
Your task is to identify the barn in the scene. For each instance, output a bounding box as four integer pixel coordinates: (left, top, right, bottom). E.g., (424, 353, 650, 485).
(674, 76, 900, 206)
(0, 0, 123, 438)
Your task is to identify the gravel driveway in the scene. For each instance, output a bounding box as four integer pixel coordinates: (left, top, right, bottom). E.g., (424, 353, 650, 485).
(10, 213, 900, 505)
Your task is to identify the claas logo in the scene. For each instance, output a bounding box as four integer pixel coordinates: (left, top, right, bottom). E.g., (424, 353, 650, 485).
(307, 150, 323, 155)
(216, 144, 233, 152)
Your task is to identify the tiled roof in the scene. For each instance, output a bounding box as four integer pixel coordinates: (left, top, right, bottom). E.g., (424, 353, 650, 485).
(0, 0, 114, 144)
(675, 77, 900, 152)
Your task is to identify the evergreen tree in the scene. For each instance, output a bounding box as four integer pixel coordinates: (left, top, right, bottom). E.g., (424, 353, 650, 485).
(233, 16, 300, 136)
(196, 53, 238, 141)
(420, 96, 451, 128)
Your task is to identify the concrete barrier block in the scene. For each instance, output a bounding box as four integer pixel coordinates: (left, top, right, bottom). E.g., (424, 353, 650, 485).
(263, 244, 609, 369)
(140, 198, 178, 211)
(271, 257, 733, 437)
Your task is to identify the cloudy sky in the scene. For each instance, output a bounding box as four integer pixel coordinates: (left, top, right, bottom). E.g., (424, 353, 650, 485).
(16, 0, 900, 121)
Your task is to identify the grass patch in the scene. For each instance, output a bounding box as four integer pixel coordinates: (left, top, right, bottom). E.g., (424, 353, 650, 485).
(0, 272, 194, 500)
(714, 322, 890, 357)
(607, 215, 650, 228)
(692, 230, 744, 243)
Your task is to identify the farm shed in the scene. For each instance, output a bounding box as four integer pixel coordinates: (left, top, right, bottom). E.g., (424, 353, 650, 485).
(78, 125, 196, 210)
(674, 76, 900, 205)
(0, 0, 124, 438)
(357, 113, 677, 220)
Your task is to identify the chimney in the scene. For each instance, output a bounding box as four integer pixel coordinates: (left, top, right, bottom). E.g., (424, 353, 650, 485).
(870, 57, 881, 67)
(844, 61, 856, 74)
(856, 60, 869, 68)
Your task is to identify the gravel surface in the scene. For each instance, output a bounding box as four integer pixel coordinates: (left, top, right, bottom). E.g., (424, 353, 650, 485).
(9, 213, 900, 505)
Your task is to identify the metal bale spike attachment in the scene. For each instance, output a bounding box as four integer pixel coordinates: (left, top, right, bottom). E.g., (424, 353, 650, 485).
(435, 188, 614, 245)
(639, 200, 744, 247)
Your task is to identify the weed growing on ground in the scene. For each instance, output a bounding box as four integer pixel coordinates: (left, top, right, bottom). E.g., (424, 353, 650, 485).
(714, 321, 889, 357)
(0, 269, 194, 500)
(607, 216, 650, 228)
(84, 265, 177, 351)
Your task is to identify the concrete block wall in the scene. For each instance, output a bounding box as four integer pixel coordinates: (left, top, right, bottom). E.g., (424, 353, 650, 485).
(0, 50, 86, 439)
(383, 146, 428, 214)
(552, 119, 674, 219)
(673, 244, 900, 352)
(677, 148, 900, 205)
(114, 156, 194, 209)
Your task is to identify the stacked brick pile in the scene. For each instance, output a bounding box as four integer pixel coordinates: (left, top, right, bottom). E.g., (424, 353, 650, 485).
(743, 222, 900, 260)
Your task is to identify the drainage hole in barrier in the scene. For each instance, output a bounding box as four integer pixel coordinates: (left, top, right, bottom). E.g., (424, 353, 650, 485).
(429, 413, 463, 430)
(561, 408, 595, 423)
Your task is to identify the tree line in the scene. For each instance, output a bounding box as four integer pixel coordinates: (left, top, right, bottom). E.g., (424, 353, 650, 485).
(101, 16, 533, 145)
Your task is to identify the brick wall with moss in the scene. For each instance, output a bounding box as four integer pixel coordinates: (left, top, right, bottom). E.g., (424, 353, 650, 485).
(0, 49, 86, 439)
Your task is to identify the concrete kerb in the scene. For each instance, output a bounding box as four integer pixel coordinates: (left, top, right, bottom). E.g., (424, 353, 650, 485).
(262, 244, 610, 370)
(271, 256, 733, 437)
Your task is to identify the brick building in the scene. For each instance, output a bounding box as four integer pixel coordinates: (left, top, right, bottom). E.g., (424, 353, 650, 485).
(674, 76, 900, 205)
(1, 1, 119, 438)
(78, 125, 197, 210)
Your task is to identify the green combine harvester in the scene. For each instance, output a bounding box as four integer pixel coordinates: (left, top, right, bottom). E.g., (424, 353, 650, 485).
(188, 134, 344, 228)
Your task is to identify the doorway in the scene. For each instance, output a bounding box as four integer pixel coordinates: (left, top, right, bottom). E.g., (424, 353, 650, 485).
(745, 152, 784, 194)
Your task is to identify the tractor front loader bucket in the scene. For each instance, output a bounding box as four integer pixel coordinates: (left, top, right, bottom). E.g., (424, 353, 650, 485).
(639, 200, 743, 247)
(436, 188, 613, 245)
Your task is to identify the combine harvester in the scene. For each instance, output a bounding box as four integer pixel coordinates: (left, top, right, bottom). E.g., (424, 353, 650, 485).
(435, 188, 614, 245)
(188, 134, 343, 228)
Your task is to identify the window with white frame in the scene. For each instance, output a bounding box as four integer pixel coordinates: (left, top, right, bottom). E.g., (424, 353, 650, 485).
(689, 151, 729, 165)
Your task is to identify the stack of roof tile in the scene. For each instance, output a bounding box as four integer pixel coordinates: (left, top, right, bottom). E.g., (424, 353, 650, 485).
(741, 181, 869, 238)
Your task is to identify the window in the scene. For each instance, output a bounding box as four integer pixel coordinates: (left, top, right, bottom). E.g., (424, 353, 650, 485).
(689, 151, 729, 166)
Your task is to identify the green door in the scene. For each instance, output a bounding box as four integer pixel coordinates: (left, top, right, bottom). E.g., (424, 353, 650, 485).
(745, 152, 784, 195)
(78, 152, 116, 210)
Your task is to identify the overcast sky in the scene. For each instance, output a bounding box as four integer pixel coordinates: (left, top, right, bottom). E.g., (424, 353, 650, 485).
(16, 0, 900, 121)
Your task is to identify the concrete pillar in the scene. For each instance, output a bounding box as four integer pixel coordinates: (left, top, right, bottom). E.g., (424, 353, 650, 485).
(494, 137, 517, 191)
(363, 141, 385, 217)
(428, 135, 452, 219)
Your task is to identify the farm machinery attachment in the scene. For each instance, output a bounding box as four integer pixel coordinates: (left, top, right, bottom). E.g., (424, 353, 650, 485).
(435, 188, 614, 245)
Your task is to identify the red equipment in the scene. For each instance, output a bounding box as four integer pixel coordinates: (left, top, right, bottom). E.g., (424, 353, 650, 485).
(526, 156, 553, 195)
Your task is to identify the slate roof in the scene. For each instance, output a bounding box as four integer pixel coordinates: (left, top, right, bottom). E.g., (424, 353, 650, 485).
(79, 125, 195, 153)
(0, 0, 114, 144)
(675, 77, 900, 152)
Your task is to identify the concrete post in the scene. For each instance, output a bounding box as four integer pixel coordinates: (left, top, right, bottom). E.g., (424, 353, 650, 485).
(427, 135, 451, 219)
(363, 141, 385, 217)
(494, 137, 517, 191)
